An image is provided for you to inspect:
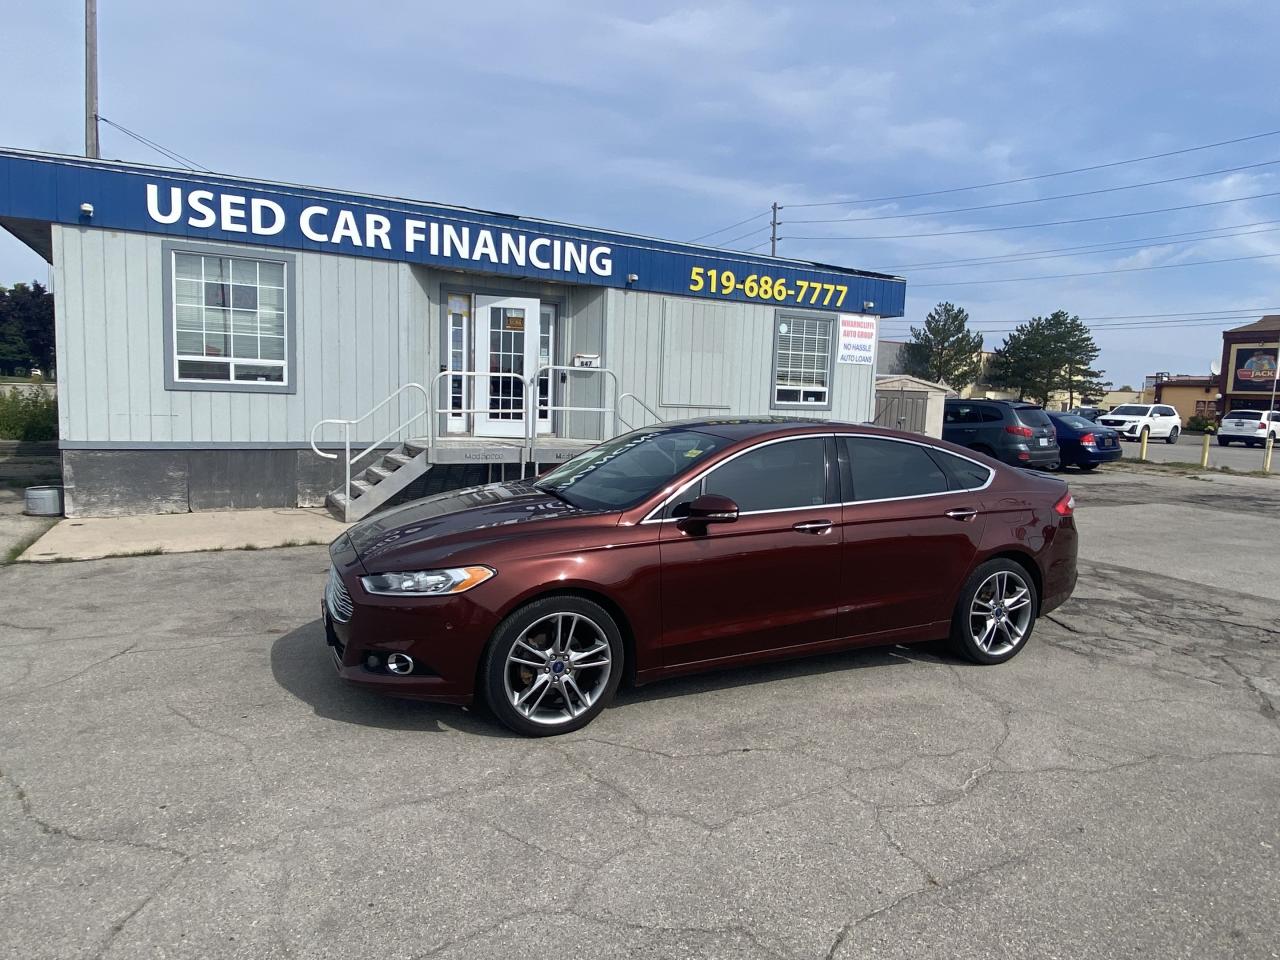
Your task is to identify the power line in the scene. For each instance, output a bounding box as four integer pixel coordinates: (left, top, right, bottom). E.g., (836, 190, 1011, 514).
(785, 127, 1280, 210)
(96, 114, 210, 171)
(908, 250, 1280, 288)
(784, 157, 1280, 225)
(784, 189, 1280, 241)
(714, 224, 771, 248)
(881, 314, 1263, 332)
(879, 223, 1280, 273)
(880, 219, 1280, 270)
(689, 210, 771, 243)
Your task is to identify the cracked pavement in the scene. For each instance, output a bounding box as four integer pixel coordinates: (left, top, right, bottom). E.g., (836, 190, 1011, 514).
(1, 468, 1277, 958)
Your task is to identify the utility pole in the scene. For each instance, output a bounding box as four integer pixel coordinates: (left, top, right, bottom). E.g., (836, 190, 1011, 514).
(769, 202, 779, 257)
(85, 0, 99, 158)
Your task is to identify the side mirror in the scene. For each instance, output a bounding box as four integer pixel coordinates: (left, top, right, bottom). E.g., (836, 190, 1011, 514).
(683, 493, 739, 525)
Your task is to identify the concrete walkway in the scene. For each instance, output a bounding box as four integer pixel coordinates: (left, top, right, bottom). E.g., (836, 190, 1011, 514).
(18, 507, 349, 562)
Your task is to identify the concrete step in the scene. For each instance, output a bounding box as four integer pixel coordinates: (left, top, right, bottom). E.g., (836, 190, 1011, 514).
(364, 463, 394, 484)
(351, 478, 374, 499)
(324, 446, 433, 522)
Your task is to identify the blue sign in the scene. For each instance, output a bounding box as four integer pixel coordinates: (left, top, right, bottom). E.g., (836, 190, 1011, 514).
(0, 148, 905, 316)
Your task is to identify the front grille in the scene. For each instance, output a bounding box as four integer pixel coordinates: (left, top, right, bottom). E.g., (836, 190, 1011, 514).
(325, 565, 354, 623)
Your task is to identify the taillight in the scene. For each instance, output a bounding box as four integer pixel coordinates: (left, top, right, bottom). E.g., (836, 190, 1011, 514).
(1259, 422, 1268, 431)
(1079, 432, 1096, 445)
(1005, 424, 1034, 437)
(1054, 491, 1075, 517)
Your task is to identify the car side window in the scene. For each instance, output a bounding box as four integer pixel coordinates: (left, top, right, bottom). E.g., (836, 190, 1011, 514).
(701, 437, 829, 513)
(945, 405, 978, 424)
(979, 406, 1004, 422)
(843, 437, 949, 502)
(928, 449, 992, 490)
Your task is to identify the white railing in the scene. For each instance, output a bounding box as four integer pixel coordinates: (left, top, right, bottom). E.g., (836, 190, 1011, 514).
(309, 367, 663, 503)
(525, 366, 621, 448)
(309, 382, 431, 506)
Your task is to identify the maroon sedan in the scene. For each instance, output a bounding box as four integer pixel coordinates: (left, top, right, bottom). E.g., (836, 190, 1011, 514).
(324, 418, 1077, 736)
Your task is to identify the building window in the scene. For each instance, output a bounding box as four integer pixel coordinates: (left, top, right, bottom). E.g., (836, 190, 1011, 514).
(1195, 400, 1214, 417)
(164, 243, 295, 393)
(773, 314, 833, 406)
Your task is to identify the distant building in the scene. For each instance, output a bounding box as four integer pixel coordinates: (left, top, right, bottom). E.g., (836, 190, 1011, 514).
(1218, 315, 1280, 415)
(1150, 375, 1218, 423)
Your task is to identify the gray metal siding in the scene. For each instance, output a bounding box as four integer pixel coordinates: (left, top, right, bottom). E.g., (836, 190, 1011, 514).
(54, 224, 432, 447)
(605, 289, 874, 427)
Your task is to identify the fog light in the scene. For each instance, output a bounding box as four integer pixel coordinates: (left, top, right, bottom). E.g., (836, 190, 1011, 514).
(386, 653, 415, 675)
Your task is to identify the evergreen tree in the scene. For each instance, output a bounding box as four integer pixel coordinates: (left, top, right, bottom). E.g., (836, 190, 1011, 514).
(900, 302, 984, 390)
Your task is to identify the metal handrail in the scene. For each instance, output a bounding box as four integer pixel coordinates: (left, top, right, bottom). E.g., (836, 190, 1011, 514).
(618, 392, 662, 426)
(525, 365, 620, 449)
(428, 370, 529, 449)
(308, 382, 430, 506)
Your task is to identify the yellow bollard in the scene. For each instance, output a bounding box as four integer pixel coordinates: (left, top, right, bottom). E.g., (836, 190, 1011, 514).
(1266, 437, 1275, 474)
(1139, 429, 1149, 461)
(1201, 433, 1211, 469)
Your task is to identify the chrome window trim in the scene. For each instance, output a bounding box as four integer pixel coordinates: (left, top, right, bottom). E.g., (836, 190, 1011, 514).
(836, 433, 995, 505)
(640, 431, 998, 523)
(640, 434, 836, 524)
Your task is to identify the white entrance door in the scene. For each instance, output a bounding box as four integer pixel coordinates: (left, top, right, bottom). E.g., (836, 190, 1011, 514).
(475, 294, 540, 438)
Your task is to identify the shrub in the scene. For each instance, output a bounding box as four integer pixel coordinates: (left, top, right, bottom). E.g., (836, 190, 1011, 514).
(0, 387, 58, 441)
(1187, 415, 1216, 434)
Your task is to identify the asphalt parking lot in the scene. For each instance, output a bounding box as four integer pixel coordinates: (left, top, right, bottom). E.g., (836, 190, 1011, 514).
(2, 467, 1278, 959)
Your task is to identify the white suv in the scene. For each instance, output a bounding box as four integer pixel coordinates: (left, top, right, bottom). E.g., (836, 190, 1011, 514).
(1096, 404, 1183, 444)
(1218, 409, 1280, 447)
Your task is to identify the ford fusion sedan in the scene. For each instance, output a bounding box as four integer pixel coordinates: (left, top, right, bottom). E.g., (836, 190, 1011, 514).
(323, 418, 1078, 736)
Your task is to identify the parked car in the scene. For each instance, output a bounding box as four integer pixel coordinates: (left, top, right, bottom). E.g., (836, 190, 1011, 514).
(942, 399, 1061, 470)
(323, 418, 1079, 735)
(1067, 406, 1105, 421)
(1048, 412, 1122, 470)
(1217, 409, 1280, 447)
(1096, 403, 1182, 443)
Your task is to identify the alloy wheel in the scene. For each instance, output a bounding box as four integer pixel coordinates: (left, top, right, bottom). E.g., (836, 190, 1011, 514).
(968, 570, 1034, 657)
(502, 612, 613, 727)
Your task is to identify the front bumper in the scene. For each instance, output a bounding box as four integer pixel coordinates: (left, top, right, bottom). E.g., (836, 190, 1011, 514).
(322, 564, 500, 704)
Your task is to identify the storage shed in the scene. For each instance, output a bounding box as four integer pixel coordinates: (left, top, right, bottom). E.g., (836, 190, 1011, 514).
(0, 148, 906, 518)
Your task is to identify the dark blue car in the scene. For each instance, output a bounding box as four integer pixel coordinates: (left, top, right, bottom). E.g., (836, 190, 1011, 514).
(1047, 412, 1122, 470)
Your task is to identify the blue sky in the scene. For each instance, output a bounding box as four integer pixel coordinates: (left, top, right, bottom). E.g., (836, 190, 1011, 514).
(2, 0, 1279, 387)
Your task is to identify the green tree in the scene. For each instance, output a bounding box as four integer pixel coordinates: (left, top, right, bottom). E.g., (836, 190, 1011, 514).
(988, 310, 1109, 405)
(900, 301, 984, 390)
(0, 281, 55, 375)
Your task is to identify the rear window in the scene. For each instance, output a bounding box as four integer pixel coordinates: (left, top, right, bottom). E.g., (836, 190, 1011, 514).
(1110, 405, 1150, 416)
(1013, 406, 1052, 427)
(1225, 411, 1264, 420)
(1055, 415, 1095, 430)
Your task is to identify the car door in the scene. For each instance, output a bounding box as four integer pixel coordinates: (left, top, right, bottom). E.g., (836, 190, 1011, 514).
(943, 403, 981, 446)
(835, 436, 988, 641)
(658, 435, 841, 668)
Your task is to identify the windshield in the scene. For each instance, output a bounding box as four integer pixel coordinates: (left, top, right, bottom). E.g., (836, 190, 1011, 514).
(535, 428, 731, 511)
(1109, 405, 1150, 416)
(1055, 415, 1096, 430)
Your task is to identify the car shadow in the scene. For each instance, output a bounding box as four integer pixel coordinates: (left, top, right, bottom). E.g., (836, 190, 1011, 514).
(271, 618, 954, 735)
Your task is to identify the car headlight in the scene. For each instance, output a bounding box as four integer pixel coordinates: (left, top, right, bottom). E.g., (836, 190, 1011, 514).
(360, 566, 494, 596)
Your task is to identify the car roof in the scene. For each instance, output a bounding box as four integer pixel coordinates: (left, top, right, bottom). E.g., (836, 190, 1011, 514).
(645, 416, 922, 444)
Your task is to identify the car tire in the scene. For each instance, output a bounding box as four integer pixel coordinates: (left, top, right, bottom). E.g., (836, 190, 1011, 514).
(1218, 437, 1230, 446)
(1166, 426, 1180, 444)
(1247, 440, 1260, 448)
(1077, 462, 1098, 471)
(482, 595, 624, 737)
(948, 559, 1038, 665)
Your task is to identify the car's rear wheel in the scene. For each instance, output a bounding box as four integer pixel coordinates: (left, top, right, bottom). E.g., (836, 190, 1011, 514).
(1077, 462, 1098, 471)
(1218, 437, 1230, 446)
(949, 559, 1038, 665)
(482, 596, 623, 737)
(1166, 426, 1180, 444)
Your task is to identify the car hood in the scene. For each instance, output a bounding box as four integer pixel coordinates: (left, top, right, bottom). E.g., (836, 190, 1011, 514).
(343, 481, 609, 569)
(1098, 414, 1142, 422)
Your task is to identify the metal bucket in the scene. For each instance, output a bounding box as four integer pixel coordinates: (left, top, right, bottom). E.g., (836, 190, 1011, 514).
(24, 484, 64, 517)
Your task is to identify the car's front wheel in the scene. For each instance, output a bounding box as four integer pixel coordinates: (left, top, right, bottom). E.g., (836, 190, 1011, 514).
(1166, 426, 1180, 444)
(482, 596, 623, 736)
(1218, 437, 1230, 446)
(949, 559, 1038, 665)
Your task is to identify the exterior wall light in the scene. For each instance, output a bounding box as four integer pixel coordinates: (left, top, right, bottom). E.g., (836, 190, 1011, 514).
(863, 300, 875, 311)
(80, 202, 95, 217)
(626, 273, 639, 283)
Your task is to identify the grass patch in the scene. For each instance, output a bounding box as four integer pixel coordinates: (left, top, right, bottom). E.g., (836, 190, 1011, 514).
(1110, 459, 1276, 479)
(3, 524, 55, 564)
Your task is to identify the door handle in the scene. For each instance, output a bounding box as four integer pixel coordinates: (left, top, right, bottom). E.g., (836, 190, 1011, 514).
(945, 508, 978, 521)
(793, 519, 834, 534)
